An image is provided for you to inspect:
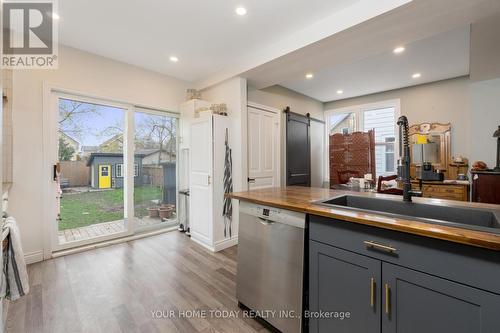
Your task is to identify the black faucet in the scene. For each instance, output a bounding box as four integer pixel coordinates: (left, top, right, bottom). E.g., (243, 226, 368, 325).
(397, 116, 422, 202)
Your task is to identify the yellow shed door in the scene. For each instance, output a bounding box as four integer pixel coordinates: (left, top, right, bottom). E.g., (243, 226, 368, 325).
(98, 165, 111, 189)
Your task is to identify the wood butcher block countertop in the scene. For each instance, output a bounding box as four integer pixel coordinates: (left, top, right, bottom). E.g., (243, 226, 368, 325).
(228, 186, 500, 251)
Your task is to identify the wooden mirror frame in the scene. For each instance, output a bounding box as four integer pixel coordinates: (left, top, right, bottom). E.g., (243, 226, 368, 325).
(409, 122, 451, 178)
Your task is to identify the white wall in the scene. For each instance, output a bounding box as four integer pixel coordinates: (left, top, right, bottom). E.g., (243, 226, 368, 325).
(470, 12, 500, 82)
(469, 78, 500, 167)
(248, 85, 325, 187)
(248, 85, 324, 119)
(202, 77, 247, 246)
(10, 46, 190, 261)
(324, 76, 500, 168)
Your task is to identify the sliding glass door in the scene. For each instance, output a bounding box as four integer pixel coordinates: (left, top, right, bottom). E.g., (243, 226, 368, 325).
(133, 110, 178, 231)
(51, 93, 178, 251)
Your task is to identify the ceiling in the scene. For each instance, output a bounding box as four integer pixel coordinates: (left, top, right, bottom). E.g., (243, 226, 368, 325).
(58, 0, 411, 84)
(242, 0, 500, 101)
(281, 26, 470, 102)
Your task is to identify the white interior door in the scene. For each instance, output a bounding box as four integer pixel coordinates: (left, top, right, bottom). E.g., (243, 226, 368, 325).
(247, 106, 280, 190)
(189, 115, 213, 245)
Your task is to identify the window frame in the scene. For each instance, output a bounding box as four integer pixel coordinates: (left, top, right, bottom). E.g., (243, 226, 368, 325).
(116, 163, 124, 178)
(45, 86, 180, 254)
(324, 99, 401, 182)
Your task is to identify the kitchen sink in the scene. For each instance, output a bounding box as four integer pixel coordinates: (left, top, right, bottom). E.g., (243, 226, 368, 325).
(314, 195, 500, 233)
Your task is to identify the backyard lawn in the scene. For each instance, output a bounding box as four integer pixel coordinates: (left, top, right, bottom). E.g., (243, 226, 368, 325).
(59, 186, 163, 230)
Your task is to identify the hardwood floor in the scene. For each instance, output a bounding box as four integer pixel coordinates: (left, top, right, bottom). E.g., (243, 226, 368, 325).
(6, 232, 271, 333)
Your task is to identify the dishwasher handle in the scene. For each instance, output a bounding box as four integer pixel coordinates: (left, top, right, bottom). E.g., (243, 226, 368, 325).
(258, 217, 275, 225)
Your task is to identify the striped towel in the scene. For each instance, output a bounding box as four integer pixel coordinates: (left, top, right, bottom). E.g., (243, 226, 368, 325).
(1, 216, 29, 301)
(222, 129, 233, 238)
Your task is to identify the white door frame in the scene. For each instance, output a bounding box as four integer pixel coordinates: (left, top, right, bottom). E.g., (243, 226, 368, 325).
(42, 83, 180, 258)
(247, 102, 281, 188)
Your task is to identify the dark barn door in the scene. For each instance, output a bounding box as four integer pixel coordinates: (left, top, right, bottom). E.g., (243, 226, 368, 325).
(285, 108, 311, 186)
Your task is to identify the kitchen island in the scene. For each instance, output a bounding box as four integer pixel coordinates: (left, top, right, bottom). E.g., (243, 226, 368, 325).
(229, 186, 500, 333)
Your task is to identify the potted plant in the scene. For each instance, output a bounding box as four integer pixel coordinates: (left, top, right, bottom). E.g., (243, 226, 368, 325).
(147, 207, 159, 218)
(158, 206, 173, 219)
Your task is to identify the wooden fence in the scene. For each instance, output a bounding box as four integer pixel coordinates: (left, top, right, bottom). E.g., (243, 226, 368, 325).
(142, 163, 176, 205)
(142, 165, 164, 186)
(60, 161, 89, 187)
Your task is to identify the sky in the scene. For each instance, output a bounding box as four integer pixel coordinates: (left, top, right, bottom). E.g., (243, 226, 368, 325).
(59, 98, 124, 147)
(59, 98, 175, 148)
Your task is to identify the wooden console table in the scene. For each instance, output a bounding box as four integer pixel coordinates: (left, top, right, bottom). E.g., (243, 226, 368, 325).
(411, 180, 470, 202)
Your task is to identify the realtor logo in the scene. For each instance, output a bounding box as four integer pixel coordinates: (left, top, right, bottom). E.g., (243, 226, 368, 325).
(2, 0, 58, 69)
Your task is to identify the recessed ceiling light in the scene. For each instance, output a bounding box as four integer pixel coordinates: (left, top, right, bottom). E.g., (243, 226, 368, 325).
(337, 90, 344, 94)
(393, 46, 405, 54)
(169, 56, 179, 63)
(235, 7, 247, 16)
(412, 73, 421, 79)
(305, 73, 314, 79)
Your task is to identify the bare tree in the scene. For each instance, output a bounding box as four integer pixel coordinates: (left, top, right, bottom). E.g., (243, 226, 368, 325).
(137, 115, 176, 164)
(59, 99, 99, 140)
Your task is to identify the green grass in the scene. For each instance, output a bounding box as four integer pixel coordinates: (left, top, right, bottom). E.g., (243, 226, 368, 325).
(59, 186, 163, 230)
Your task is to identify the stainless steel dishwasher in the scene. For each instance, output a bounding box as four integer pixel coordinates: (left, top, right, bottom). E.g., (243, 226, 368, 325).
(237, 201, 306, 333)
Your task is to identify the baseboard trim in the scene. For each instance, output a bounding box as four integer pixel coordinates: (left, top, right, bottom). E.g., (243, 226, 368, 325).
(214, 237, 238, 252)
(190, 236, 238, 252)
(24, 250, 44, 264)
(190, 236, 215, 252)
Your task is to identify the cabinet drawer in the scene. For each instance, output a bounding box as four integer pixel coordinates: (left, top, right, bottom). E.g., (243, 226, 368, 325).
(423, 185, 462, 194)
(310, 215, 500, 295)
(411, 184, 468, 201)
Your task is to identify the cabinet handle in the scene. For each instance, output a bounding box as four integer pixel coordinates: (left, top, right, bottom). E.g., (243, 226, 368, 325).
(370, 277, 375, 307)
(385, 283, 391, 315)
(364, 240, 397, 253)
(258, 217, 274, 225)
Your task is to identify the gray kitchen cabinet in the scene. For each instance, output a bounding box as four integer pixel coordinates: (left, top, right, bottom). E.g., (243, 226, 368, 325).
(309, 216, 500, 333)
(309, 240, 381, 333)
(382, 262, 500, 333)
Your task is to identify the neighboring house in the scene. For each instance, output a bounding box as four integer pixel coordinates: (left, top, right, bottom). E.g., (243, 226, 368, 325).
(99, 134, 124, 153)
(87, 153, 145, 189)
(137, 148, 176, 165)
(329, 113, 356, 135)
(80, 145, 99, 158)
(59, 131, 80, 161)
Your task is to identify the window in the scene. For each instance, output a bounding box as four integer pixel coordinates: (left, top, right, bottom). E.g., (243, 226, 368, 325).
(115, 163, 138, 177)
(363, 107, 396, 175)
(116, 164, 123, 177)
(325, 100, 400, 179)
